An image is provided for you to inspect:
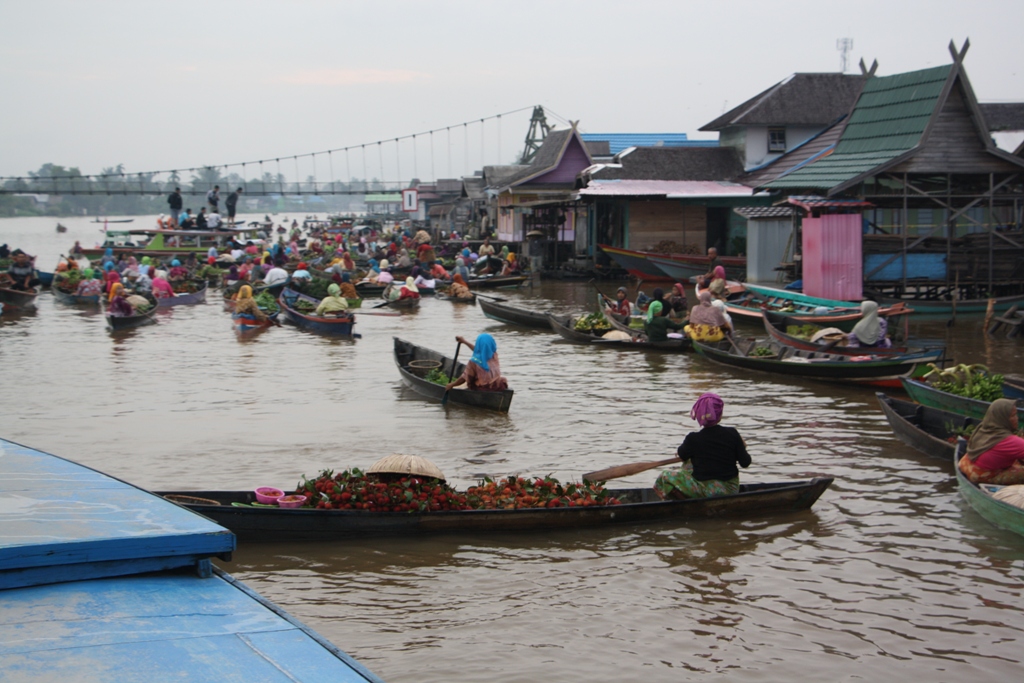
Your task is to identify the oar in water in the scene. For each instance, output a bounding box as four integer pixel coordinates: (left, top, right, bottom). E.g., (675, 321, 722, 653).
(441, 342, 462, 406)
(583, 457, 680, 483)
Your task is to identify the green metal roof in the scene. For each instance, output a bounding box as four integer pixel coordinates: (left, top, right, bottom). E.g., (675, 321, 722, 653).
(766, 64, 953, 190)
(364, 193, 402, 202)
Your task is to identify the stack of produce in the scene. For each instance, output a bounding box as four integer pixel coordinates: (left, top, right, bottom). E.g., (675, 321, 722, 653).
(574, 312, 611, 334)
(425, 368, 451, 385)
(55, 270, 83, 293)
(254, 291, 279, 313)
(172, 280, 198, 294)
(923, 363, 1004, 402)
(292, 469, 623, 512)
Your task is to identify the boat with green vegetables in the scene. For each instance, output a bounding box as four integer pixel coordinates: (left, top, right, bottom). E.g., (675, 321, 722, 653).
(393, 337, 514, 412)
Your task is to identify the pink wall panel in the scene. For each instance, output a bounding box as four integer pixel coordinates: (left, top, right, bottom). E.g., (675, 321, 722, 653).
(529, 137, 591, 184)
(802, 214, 863, 301)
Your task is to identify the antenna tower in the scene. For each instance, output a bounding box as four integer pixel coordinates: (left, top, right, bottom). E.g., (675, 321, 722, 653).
(837, 38, 854, 73)
(518, 106, 552, 165)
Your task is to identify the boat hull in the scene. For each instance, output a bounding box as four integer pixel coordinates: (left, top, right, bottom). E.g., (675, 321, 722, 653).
(278, 288, 356, 335)
(901, 378, 1024, 420)
(478, 297, 552, 328)
(954, 441, 1024, 539)
(763, 311, 938, 357)
(694, 340, 927, 387)
(157, 478, 833, 541)
(52, 286, 101, 306)
(876, 393, 979, 460)
(232, 311, 279, 331)
(393, 337, 514, 412)
(598, 244, 673, 281)
(872, 291, 1024, 321)
(647, 253, 746, 282)
(466, 274, 528, 289)
(0, 286, 39, 310)
(156, 281, 209, 307)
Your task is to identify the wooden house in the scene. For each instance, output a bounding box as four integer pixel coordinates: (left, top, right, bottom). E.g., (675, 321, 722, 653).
(758, 41, 1024, 302)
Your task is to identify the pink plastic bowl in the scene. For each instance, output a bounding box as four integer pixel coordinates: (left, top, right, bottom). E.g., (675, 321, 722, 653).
(254, 487, 285, 504)
(277, 494, 307, 508)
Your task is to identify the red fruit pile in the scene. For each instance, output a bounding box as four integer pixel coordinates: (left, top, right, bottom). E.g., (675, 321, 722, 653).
(466, 475, 621, 509)
(294, 470, 623, 512)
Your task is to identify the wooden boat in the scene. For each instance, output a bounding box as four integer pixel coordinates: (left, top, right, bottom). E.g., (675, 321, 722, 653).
(278, 288, 356, 335)
(156, 279, 208, 308)
(597, 244, 675, 282)
(156, 476, 833, 541)
(52, 284, 101, 306)
(92, 217, 135, 223)
(551, 313, 692, 352)
(105, 294, 158, 330)
(393, 337, 514, 412)
(876, 392, 979, 460)
(55, 223, 67, 233)
(870, 290, 1024, 321)
(693, 339, 934, 388)
(232, 311, 279, 332)
(763, 311, 938, 357)
(478, 297, 552, 328)
(646, 252, 747, 282)
(900, 378, 1024, 420)
(724, 283, 913, 331)
(953, 440, 1024, 539)
(355, 281, 387, 297)
(0, 285, 39, 310)
(36, 271, 54, 288)
(465, 274, 528, 289)
(435, 292, 477, 304)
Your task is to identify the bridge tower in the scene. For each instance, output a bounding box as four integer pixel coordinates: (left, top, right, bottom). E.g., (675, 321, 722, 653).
(518, 106, 552, 165)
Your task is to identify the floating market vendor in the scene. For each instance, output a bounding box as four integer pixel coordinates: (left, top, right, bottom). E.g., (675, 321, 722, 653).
(138, 256, 152, 277)
(445, 333, 508, 393)
(453, 257, 471, 281)
(291, 262, 313, 282)
(102, 262, 121, 294)
(235, 284, 269, 322)
(168, 259, 188, 282)
(151, 273, 175, 299)
(684, 291, 731, 342)
(697, 247, 722, 287)
(846, 301, 892, 348)
(958, 399, 1024, 485)
(478, 237, 496, 258)
(131, 269, 153, 294)
(707, 265, 728, 300)
(666, 283, 688, 317)
(655, 392, 750, 500)
(604, 286, 632, 319)
(449, 274, 473, 299)
(315, 283, 350, 316)
(264, 264, 290, 288)
(386, 276, 420, 301)
(337, 272, 359, 300)
(107, 283, 135, 317)
(396, 248, 413, 268)
(6, 252, 39, 291)
(377, 262, 395, 285)
(413, 270, 436, 291)
(643, 301, 685, 342)
(75, 268, 103, 297)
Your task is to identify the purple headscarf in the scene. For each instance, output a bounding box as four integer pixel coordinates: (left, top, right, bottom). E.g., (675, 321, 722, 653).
(691, 392, 724, 427)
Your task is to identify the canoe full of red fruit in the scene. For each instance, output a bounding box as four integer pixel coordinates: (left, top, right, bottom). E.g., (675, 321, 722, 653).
(157, 477, 833, 541)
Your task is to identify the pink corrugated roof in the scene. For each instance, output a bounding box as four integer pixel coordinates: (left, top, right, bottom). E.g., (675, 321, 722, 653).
(577, 180, 761, 197)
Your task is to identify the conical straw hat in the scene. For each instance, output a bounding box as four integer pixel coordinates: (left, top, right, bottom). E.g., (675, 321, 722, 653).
(367, 453, 445, 480)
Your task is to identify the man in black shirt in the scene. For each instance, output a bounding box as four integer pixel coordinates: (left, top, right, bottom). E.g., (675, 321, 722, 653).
(195, 207, 208, 230)
(225, 187, 243, 226)
(167, 188, 183, 227)
(655, 392, 750, 499)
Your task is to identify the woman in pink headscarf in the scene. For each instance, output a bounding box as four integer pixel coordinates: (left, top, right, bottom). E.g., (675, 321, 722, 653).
(151, 273, 175, 299)
(707, 265, 728, 299)
(654, 392, 751, 500)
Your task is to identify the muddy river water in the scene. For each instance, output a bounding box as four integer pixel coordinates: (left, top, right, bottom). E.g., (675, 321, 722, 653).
(1, 215, 1022, 682)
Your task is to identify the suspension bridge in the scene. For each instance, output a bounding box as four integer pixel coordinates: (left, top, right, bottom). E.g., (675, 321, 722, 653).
(0, 106, 565, 197)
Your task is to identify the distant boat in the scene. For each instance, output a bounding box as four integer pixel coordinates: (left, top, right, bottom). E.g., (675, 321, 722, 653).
(92, 218, 135, 224)
(55, 223, 67, 233)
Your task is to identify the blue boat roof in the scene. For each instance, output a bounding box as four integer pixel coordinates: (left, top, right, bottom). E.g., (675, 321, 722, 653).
(0, 569, 382, 682)
(581, 133, 718, 154)
(0, 438, 234, 589)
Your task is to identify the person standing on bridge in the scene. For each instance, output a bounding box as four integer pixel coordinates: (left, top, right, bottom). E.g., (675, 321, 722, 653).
(226, 187, 243, 226)
(167, 188, 183, 228)
(206, 185, 220, 214)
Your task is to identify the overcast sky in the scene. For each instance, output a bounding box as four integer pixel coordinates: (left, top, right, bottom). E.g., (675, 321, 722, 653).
(1, 0, 1022, 182)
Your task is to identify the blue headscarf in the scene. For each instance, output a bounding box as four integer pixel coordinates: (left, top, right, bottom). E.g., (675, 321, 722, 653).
(104, 261, 114, 272)
(368, 258, 379, 273)
(171, 259, 180, 267)
(105, 247, 114, 258)
(470, 333, 497, 372)
(461, 247, 471, 258)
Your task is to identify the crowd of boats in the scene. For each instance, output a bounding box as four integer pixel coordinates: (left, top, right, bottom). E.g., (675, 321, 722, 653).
(2, 217, 1023, 541)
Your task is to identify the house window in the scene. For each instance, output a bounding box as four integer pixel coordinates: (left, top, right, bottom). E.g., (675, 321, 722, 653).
(768, 128, 786, 153)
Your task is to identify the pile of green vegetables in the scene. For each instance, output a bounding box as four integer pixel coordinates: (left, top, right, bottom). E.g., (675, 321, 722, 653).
(924, 363, 1005, 402)
(254, 291, 279, 313)
(295, 278, 332, 299)
(55, 269, 84, 293)
(425, 368, 451, 385)
(785, 324, 820, 340)
(295, 299, 318, 312)
(751, 346, 775, 357)
(575, 312, 611, 333)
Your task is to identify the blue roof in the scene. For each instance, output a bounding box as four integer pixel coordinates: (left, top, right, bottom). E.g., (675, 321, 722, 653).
(581, 133, 717, 154)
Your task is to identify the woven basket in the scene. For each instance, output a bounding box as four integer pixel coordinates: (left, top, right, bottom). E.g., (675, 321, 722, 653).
(164, 494, 221, 506)
(407, 359, 442, 378)
(367, 454, 445, 480)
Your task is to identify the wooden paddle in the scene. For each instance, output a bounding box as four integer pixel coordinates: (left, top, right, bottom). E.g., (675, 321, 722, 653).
(441, 342, 462, 406)
(583, 457, 679, 483)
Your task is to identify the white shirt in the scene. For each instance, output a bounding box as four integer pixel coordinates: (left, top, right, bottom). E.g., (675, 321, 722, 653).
(413, 275, 435, 289)
(207, 247, 218, 258)
(264, 267, 289, 286)
(230, 249, 245, 261)
(207, 213, 222, 229)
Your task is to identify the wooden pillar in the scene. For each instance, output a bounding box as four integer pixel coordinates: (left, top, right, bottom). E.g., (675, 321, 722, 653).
(988, 173, 994, 294)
